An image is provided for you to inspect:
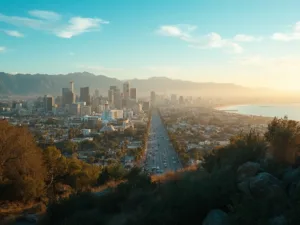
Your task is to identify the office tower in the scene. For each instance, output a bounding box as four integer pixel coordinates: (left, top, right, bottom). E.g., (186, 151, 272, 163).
(108, 89, 114, 105)
(70, 81, 74, 93)
(80, 87, 90, 105)
(62, 88, 75, 106)
(150, 91, 156, 106)
(114, 88, 122, 109)
(62, 81, 75, 106)
(130, 88, 137, 100)
(123, 82, 130, 100)
(44, 95, 54, 112)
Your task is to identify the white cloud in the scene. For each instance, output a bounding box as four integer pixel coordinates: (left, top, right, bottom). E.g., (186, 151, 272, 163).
(0, 11, 108, 38)
(272, 22, 300, 41)
(0, 46, 6, 52)
(233, 34, 262, 42)
(28, 10, 61, 21)
(55, 17, 108, 38)
(189, 32, 243, 54)
(157, 24, 197, 41)
(157, 25, 243, 54)
(3, 30, 24, 37)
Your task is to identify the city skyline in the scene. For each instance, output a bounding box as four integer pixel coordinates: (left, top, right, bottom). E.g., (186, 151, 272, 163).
(1, 0, 300, 90)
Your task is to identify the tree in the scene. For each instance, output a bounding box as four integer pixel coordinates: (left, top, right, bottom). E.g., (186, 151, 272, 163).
(0, 121, 46, 201)
(64, 141, 78, 154)
(98, 167, 109, 185)
(265, 117, 300, 164)
(43, 146, 68, 200)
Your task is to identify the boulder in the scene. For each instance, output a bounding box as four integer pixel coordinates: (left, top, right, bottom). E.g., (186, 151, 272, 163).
(237, 162, 261, 183)
(22, 214, 38, 223)
(269, 215, 287, 225)
(237, 180, 251, 196)
(249, 172, 284, 199)
(283, 167, 300, 184)
(202, 209, 229, 225)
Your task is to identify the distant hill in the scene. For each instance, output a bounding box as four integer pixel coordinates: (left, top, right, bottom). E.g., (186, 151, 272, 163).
(0, 72, 275, 97)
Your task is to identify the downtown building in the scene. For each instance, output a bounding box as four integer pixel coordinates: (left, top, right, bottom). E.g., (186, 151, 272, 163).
(44, 95, 54, 112)
(62, 81, 75, 106)
(80, 87, 91, 105)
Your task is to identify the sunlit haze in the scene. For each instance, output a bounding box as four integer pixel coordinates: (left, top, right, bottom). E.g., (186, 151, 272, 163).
(1, 0, 300, 90)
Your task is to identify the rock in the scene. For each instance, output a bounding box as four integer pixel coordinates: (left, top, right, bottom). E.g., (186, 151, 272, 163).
(23, 214, 38, 223)
(283, 167, 300, 184)
(202, 209, 229, 225)
(237, 180, 251, 196)
(269, 215, 287, 225)
(249, 172, 284, 199)
(288, 179, 300, 200)
(237, 162, 261, 183)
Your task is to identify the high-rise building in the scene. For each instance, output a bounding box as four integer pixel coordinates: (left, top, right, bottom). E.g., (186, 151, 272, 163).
(62, 81, 75, 106)
(150, 91, 156, 106)
(80, 87, 90, 105)
(108, 89, 114, 105)
(44, 95, 54, 112)
(114, 88, 122, 109)
(123, 82, 130, 100)
(70, 81, 74, 93)
(130, 88, 137, 100)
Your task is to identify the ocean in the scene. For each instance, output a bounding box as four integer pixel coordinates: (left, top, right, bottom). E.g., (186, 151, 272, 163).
(217, 103, 300, 121)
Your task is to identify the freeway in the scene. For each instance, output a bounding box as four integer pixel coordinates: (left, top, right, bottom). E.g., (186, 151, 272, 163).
(143, 109, 182, 175)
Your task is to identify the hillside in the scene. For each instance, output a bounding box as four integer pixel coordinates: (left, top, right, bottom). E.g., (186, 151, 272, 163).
(0, 72, 263, 97)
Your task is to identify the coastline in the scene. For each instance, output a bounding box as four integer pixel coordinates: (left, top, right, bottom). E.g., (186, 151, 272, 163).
(214, 103, 300, 122)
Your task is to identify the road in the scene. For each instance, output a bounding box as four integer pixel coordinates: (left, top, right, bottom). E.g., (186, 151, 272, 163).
(143, 109, 182, 175)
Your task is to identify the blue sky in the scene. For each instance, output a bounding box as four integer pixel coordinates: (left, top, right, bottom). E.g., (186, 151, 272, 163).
(1, 0, 300, 90)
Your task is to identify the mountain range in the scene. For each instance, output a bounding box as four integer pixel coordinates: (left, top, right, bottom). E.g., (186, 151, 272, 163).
(0, 72, 279, 97)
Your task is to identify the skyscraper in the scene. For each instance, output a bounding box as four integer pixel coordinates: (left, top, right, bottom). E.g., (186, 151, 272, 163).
(80, 87, 90, 105)
(108, 89, 114, 105)
(44, 95, 54, 112)
(114, 88, 122, 109)
(62, 82, 75, 106)
(123, 82, 130, 100)
(130, 88, 137, 100)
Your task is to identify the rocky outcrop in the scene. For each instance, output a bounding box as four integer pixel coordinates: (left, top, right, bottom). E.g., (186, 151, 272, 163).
(237, 162, 261, 183)
(249, 172, 284, 199)
(269, 215, 287, 225)
(202, 209, 229, 225)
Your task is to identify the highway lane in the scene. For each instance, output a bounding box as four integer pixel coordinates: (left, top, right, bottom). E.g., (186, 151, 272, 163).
(143, 109, 182, 175)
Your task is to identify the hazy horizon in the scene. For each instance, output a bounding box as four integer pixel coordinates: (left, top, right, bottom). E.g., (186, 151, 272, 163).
(1, 0, 300, 91)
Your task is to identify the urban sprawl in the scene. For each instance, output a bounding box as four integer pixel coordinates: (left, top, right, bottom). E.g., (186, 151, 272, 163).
(0, 82, 273, 175)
